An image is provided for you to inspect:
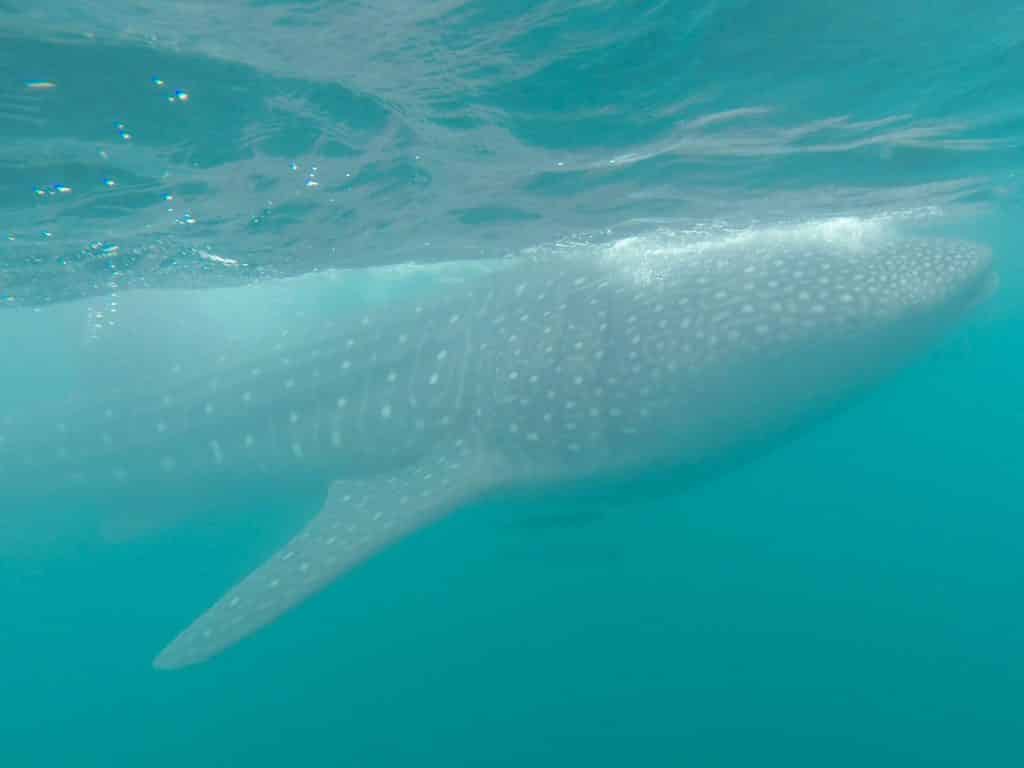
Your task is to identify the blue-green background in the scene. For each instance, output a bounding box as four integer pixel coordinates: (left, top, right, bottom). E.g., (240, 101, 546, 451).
(1, 2, 1022, 765)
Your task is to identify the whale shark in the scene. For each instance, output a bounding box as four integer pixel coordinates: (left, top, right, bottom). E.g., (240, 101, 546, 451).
(0, 232, 995, 669)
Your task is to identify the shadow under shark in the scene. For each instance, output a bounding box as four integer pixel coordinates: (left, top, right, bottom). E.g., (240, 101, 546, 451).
(0, 231, 995, 669)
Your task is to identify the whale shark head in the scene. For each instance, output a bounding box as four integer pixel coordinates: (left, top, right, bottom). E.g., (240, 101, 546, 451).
(658, 234, 993, 357)
(589, 234, 996, 467)
(831, 236, 995, 330)
(762, 235, 995, 386)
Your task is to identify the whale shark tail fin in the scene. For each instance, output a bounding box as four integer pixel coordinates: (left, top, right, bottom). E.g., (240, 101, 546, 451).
(153, 441, 495, 670)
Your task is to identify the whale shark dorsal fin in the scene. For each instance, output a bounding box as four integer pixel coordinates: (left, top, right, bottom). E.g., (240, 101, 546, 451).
(153, 441, 495, 670)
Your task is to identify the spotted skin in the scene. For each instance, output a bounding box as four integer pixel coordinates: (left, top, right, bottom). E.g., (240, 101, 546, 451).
(0, 237, 995, 668)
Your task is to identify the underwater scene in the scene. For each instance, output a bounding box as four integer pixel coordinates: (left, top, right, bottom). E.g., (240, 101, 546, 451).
(1, 2, 1022, 765)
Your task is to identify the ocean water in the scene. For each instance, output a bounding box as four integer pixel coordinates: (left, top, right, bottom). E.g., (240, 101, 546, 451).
(1, 2, 1022, 765)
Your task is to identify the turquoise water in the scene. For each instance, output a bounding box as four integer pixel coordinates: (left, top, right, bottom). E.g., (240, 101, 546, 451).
(2, 2, 1023, 765)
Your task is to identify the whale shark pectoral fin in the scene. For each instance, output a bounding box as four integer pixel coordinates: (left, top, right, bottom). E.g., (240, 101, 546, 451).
(153, 443, 496, 670)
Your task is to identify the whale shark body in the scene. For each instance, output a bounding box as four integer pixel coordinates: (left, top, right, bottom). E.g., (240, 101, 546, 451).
(0, 233, 994, 669)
